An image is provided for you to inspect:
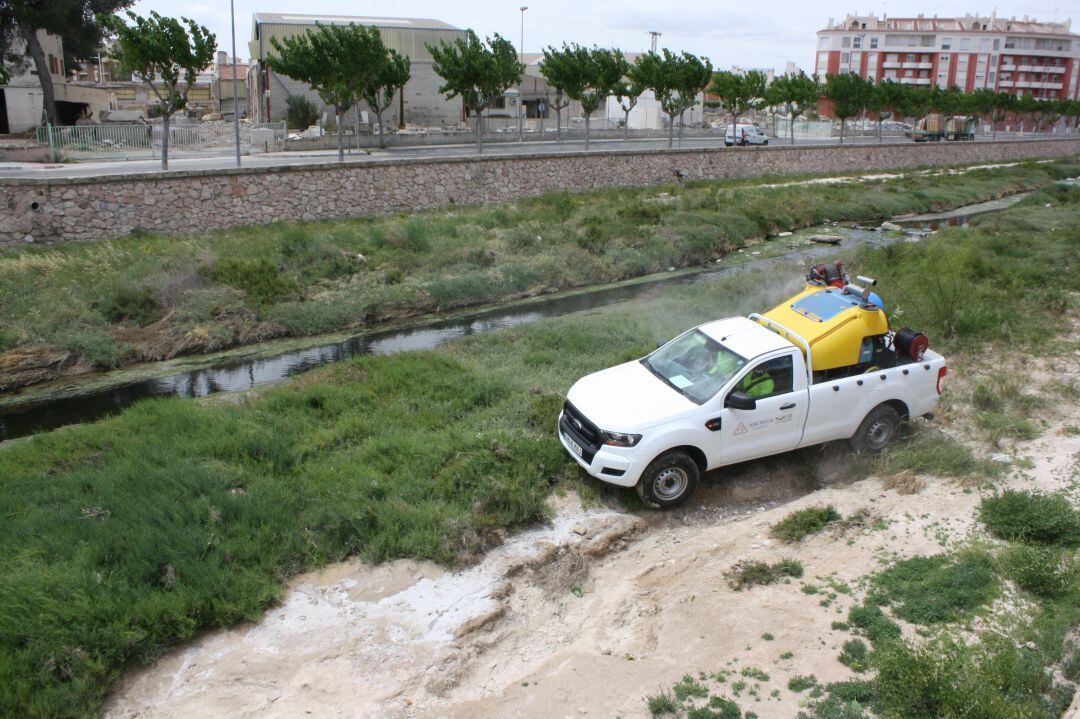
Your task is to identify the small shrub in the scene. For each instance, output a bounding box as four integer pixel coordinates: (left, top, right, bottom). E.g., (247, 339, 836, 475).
(831, 621, 850, 631)
(202, 258, 298, 306)
(875, 435, 990, 477)
(847, 602, 901, 646)
(285, 95, 319, 129)
(703, 696, 742, 719)
(779, 651, 794, 660)
(760, 632, 774, 641)
(839, 639, 869, 672)
(795, 696, 870, 719)
(741, 667, 769, 681)
(979, 490, 1080, 546)
(789, 675, 818, 692)
(725, 558, 803, 590)
(772, 506, 842, 543)
(279, 227, 312, 260)
(647, 689, 678, 716)
(825, 680, 876, 705)
(103, 286, 162, 326)
(576, 217, 607, 254)
(999, 544, 1078, 598)
(674, 673, 709, 700)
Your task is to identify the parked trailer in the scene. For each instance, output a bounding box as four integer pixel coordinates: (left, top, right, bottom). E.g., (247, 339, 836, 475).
(907, 114, 975, 142)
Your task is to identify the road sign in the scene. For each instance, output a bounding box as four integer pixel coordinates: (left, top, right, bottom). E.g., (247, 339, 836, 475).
(537, 100, 547, 115)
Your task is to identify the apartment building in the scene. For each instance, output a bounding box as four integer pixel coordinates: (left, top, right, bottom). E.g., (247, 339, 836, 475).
(815, 13, 1079, 101)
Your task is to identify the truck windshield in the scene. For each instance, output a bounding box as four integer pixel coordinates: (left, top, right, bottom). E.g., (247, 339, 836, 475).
(643, 330, 747, 404)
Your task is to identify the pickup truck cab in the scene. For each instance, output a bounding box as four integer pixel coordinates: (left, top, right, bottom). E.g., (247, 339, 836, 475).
(558, 276, 947, 508)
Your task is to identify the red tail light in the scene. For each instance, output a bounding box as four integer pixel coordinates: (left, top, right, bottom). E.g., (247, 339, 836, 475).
(937, 366, 948, 395)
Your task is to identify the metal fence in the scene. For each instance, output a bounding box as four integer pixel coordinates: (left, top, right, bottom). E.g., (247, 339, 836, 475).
(37, 122, 287, 160)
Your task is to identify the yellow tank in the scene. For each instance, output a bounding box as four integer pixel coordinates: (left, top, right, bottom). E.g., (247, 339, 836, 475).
(759, 285, 889, 371)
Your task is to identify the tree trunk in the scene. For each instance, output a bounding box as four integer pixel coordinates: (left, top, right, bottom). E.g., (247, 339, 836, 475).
(678, 110, 684, 148)
(476, 109, 483, 154)
(23, 28, 56, 125)
(161, 112, 171, 170)
(839, 118, 844, 144)
(555, 107, 562, 141)
(376, 108, 385, 149)
(584, 112, 590, 151)
(877, 118, 882, 144)
(624, 108, 630, 140)
(730, 114, 738, 146)
(668, 112, 675, 149)
(336, 107, 345, 161)
(790, 110, 797, 145)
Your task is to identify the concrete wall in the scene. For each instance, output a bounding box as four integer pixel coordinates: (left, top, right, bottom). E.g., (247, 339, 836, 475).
(3, 139, 1078, 247)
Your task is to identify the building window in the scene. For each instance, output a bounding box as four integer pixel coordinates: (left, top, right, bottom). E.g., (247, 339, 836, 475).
(993, 39, 1000, 50)
(960, 38, 971, 50)
(853, 36, 862, 48)
(842, 36, 851, 48)
(942, 37, 952, 49)
(819, 37, 829, 49)
(870, 36, 878, 48)
(905, 53, 914, 62)
(979, 38, 990, 51)
(841, 52, 850, 64)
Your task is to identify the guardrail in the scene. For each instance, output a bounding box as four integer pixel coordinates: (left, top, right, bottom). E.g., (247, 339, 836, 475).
(36, 122, 287, 160)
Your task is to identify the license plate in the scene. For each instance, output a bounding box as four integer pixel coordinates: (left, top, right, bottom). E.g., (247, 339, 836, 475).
(564, 433, 583, 457)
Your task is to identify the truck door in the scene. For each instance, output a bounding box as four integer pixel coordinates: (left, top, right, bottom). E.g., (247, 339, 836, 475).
(709, 352, 809, 466)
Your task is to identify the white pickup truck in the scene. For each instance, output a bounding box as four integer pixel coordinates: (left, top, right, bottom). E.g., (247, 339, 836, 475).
(558, 274, 947, 507)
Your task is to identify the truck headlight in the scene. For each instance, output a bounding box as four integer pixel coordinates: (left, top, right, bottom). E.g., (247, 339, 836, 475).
(602, 430, 642, 447)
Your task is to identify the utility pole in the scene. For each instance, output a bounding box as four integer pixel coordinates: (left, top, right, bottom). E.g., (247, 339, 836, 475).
(648, 31, 661, 53)
(518, 6, 528, 142)
(230, 0, 241, 167)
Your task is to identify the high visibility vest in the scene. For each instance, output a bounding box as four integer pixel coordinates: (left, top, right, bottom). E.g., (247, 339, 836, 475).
(741, 371, 774, 398)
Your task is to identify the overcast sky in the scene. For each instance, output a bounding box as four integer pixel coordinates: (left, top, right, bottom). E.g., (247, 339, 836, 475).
(127, 0, 1074, 71)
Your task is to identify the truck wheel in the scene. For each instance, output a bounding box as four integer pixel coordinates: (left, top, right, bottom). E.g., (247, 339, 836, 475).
(849, 405, 901, 455)
(636, 451, 700, 509)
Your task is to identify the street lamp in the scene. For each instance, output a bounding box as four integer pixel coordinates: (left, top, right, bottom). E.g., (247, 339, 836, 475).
(518, 5, 527, 142)
(230, 0, 241, 167)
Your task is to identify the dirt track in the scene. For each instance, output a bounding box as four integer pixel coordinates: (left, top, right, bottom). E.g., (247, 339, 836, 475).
(105, 358, 1080, 719)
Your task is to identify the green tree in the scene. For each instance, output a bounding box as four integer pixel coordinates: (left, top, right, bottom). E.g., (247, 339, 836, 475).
(267, 22, 373, 162)
(539, 44, 621, 150)
(428, 30, 522, 155)
(104, 11, 215, 170)
(824, 72, 867, 143)
(710, 69, 767, 145)
(537, 50, 575, 141)
(989, 91, 1017, 139)
(2, 0, 133, 123)
(352, 26, 410, 149)
(765, 71, 822, 145)
(876, 79, 908, 138)
(613, 52, 648, 140)
(636, 49, 712, 148)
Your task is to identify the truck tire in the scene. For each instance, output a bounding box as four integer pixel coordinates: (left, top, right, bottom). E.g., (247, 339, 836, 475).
(849, 405, 901, 455)
(636, 451, 700, 509)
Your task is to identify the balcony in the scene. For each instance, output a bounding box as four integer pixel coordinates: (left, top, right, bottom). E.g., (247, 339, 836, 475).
(1017, 64, 1066, 74)
(901, 62, 933, 69)
(882, 61, 901, 69)
(899, 77, 932, 85)
(999, 63, 1017, 71)
(998, 80, 1014, 87)
(1014, 81, 1064, 90)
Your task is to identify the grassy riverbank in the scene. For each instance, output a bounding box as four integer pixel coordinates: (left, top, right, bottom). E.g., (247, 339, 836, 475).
(1, 159, 1077, 390)
(1, 183, 1079, 716)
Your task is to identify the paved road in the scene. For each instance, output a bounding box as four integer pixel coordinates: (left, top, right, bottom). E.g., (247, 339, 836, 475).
(0, 132, 1055, 180)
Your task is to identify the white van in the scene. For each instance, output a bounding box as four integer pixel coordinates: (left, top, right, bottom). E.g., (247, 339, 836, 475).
(724, 124, 769, 147)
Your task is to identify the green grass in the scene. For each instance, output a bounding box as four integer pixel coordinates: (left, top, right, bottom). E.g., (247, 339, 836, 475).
(1, 158, 1074, 383)
(999, 544, 1079, 598)
(648, 689, 679, 716)
(724, 559, 804, 591)
(839, 639, 870, 672)
(2, 176, 1080, 716)
(979, 491, 1080, 546)
(771, 506, 842, 543)
(870, 550, 998, 625)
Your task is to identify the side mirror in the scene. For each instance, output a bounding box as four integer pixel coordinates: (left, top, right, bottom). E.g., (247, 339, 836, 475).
(725, 390, 757, 410)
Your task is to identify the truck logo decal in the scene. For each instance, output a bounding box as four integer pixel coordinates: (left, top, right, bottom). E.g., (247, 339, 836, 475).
(733, 422, 748, 436)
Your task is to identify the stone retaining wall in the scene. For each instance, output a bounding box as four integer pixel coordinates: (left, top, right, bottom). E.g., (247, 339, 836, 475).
(3, 138, 1079, 247)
